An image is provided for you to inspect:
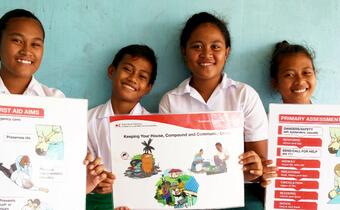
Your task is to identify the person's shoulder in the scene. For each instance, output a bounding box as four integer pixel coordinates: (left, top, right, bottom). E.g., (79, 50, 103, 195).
(140, 106, 150, 115)
(88, 102, 109, 120)
(166, 77, 191, 96)
(226, 78, 259, 95)
(131, 103, 150, 115)
(33, 79, 65, 98)
(42, 86, 65, 98)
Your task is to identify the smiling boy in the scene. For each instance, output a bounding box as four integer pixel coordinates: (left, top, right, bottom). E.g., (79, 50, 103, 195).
(87, 44, 157, 210)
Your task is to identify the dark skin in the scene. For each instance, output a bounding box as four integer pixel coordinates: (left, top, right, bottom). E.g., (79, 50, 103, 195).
(243, 141, 267, 181)
(90, 56, 153, 210)
(84, 153, 107, 194)
(182, 23, 267, 182)
(0, 18, 44, 94)
(189, 75, 222, 102)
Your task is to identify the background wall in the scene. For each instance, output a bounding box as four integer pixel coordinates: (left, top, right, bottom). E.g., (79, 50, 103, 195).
(1, 0, 340, 112)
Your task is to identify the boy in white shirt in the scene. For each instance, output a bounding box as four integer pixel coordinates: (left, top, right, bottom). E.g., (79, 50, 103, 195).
(87, 44, 157, 210)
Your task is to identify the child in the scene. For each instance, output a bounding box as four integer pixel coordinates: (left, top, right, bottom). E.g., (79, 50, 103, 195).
(0, 9, 64, 96)
(262, 40, 317, 186)
(159, 11, 267, 182)
(270, 40, 316, 104)
(0, 9, 104, 195)
(87, 44, 157, 210)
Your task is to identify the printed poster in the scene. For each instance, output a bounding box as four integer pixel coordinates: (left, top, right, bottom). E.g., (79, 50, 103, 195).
(265, 104, 340, 210)
(0, 94, 88, 210)
(110, 112, 245, 209)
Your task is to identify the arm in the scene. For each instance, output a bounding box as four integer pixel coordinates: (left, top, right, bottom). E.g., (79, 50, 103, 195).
(241, 87, 277, 184)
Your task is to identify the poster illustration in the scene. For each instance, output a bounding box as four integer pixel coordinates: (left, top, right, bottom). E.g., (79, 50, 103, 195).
(265, 104, 340, 210)
(110, 112, 245, 209)
(0, 94, 87, 210)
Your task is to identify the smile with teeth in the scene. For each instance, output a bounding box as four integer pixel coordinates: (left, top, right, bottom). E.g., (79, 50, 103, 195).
(122, 83, 137, 91)
(199, 62, 214, 67)
(17, 59, 32, 64)
(292, 88, 307, 93)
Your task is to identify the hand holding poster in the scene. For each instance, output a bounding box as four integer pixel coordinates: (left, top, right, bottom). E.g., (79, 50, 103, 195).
(0, 94, 87, 210)
(110, 111, 245, 209)
(266, 104, 340, 210)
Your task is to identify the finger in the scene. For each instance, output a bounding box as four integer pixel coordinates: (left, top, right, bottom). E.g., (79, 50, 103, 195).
(93, 157, 103, 166)
(98, 173, 107, 182)
(263, 167, 277, 174)
(88, 158, 103, 171)
(97, 186, 113, 194)
(239, 151, 258, 160)
(263, 166, 277, 173)
(98, 181, 113, 187)
(249, 169, 262, 176)
(90, 165, 105, 176)
(105, 171, 116, 180)
(260, 179, 272, 188)
(83, 152, 94, 165)
(102, 186, 113, 192)
(91, 176, 101, 187)
(101, 179, 114, 185)
(262, 172, 277, 179)
(262, 159, 273, 166)
(240, 155, 261, 166)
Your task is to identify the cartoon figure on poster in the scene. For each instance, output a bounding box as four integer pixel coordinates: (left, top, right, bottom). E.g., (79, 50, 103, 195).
(22, 199, 35, 210)
(22, 198, 53, 210)
(191, 149, 207, 172)
(35, 125, 64, 160)
(0, 155, 48, 192)
(328, 163, 340, 204)
(190, 142, 229, 174)
(329, 128, 340, 157)
(214, 142, 229, 173)
(154, 170, 199, 208)
(124, 139, 160, 178)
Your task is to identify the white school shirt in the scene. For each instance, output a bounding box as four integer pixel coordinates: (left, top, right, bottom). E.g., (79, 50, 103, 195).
(217, 150, 229, 160)
(0, 76, 65, 97)
(87, 100, 149, 171)
(159, 73, 268, 142)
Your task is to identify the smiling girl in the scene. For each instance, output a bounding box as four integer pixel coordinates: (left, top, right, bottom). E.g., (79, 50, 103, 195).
(270, 40, 316, 104)
(159, 12, 268, 183)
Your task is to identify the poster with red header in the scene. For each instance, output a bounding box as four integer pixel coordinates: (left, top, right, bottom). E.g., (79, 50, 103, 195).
(110, 112, 244, 209)
(265, 104, 340, 210)
(0, 94, 87, 210)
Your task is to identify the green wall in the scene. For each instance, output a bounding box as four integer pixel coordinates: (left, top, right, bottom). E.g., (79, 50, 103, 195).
(1, 0, 339, 112)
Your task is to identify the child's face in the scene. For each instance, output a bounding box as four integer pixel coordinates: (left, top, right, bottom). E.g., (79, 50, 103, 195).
(0, 17, 44, 79)
(182, 23, 229, 82)
(273, 53, 316, 104)
(215, 144, 222, 152)
(109, 55, 152, 103)
(20, 155, 30, 167)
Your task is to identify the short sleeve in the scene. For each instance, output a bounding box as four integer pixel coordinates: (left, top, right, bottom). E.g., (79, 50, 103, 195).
(242, 86, 268, 142)
(159, 93, 171, 113)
